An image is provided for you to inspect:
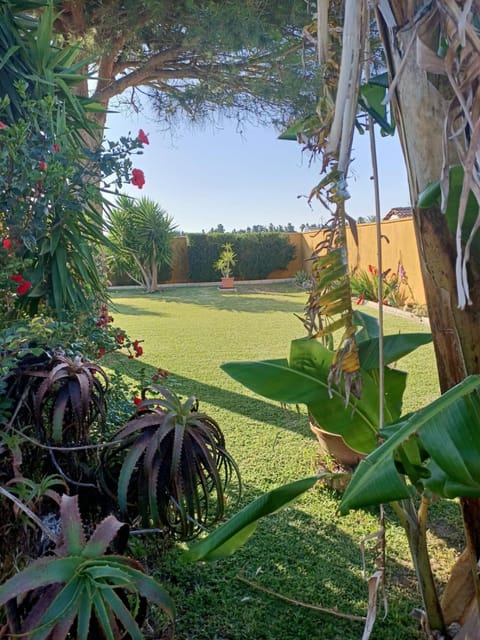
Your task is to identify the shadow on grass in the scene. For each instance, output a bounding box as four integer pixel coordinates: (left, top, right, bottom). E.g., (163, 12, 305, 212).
(148, 483, 425, 640)
(103, 353, 311, 438)
(110, 285, 307, 315)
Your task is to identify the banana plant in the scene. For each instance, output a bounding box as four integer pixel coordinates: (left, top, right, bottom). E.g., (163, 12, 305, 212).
(0, 494, 175, 639)
(222, 311, 432, 455)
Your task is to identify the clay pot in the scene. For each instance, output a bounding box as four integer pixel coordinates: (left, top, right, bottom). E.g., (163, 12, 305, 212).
(309, 420, 364, 468)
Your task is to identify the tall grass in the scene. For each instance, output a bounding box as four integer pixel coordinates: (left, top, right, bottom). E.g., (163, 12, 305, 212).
(104, 284, 460, 640)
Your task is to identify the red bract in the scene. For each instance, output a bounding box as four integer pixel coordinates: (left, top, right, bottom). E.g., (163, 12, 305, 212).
(135, 346, 143, 357)
(38, 160, 47, 171)
(116, 334, 125, 344)
(97, 348, 106, 358)
(53, 143, 60, 152)
(10, 274, 23, 283)
(2, 239, 12, 250)
(138, 129, 149, 145)
(133, 397, 142, 405)
(131, 168, 145, 189)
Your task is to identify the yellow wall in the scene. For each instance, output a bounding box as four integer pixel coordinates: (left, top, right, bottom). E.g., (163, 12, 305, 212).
(161, 220, 426, 304)
(299, 219, 426, 304)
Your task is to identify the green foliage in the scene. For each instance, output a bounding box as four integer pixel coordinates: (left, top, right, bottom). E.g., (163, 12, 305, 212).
(340, 376, 480, 512)
(70, 0, 318, 130)
(350, 264, 412, 308)
(221, 311, 431, 454)
(106, 195, 177, 292)
(187, 232, 296, 281)
(184, 475, 321, 561)
(213, 242, 236, 278)
(0, 494, 174, 639)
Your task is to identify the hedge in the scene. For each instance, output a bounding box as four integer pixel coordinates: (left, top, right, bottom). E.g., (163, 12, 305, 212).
(187, 233, 296, 282)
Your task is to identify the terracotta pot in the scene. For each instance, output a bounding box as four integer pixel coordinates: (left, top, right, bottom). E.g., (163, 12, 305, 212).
(309, 420, 364, 468)
(220, 276, 235, 289)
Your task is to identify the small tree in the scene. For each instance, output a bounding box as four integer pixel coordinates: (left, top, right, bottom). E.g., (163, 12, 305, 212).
(107, 195, 177, 292)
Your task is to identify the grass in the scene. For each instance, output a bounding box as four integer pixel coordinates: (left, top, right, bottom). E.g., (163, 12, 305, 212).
(103, 283, 462, 640)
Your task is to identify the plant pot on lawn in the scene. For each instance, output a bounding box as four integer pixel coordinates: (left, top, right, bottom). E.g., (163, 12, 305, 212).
(214, 243, 236, 289)
(220, 276, 235, 289)
(309, 418, 364, 468)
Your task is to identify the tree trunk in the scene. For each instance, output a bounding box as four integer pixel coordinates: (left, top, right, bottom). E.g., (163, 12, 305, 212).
(376, 1, 480, 633)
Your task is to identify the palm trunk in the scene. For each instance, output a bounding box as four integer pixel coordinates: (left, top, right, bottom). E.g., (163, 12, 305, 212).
(376, 1, 480, 632)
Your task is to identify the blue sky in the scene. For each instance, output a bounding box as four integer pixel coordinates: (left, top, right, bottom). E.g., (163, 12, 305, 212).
(105, 108, 410, 234)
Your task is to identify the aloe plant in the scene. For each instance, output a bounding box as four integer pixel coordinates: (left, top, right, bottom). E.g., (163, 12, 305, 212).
(100, 386, 241, 539)
(0, 494, 175, 639)
(32, 351, 108, 445)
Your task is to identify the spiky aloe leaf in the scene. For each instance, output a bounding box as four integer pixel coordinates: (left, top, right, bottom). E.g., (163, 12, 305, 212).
(0, 557, 81, 606)
(59, 494, 85, 555)
(82, 515, 128, 559)
(102, 389, 240, 539)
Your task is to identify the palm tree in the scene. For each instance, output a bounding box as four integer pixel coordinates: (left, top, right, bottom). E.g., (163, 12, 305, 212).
(108, 195, 177, 292)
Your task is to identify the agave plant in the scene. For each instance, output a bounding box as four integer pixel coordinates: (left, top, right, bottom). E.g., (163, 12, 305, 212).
(0, 494, 175, 639)
(99, 386, 241, 539)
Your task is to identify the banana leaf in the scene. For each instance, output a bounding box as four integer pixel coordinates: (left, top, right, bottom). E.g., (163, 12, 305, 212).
(222, 331, 427, 454)
(340, 375, 480, 513)
(183, 475, 322, 562)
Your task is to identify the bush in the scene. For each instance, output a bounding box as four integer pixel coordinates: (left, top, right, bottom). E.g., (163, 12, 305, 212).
(187, 232, 296, 281)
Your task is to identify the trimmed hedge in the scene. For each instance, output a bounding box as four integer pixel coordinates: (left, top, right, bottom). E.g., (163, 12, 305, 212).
(187, 233, 296, 282)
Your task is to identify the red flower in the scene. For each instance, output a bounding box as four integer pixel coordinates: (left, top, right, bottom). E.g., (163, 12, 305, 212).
(135, 345, 143, 357)
(132, 340, 139, 348)
(0, 122, 7, 129)
(133, 396, 142, 405)
(53, 143, 60, 152)
(16, 280, 31, 296)
(116, 334, 125, 344)
(152, 374, 159, 381)
(10, 274, 23, 283)
(38, 160, 47, 171)
(131, 168, 145, 189)
(138, 129, 149, 145)
(2, 239, 12, 250)
(356, 295, 365, 305)
(97, 348, 106, 358)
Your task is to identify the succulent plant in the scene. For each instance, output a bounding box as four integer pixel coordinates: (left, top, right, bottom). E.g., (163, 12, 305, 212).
(0, 494, 175, 639)
(99, 386, 241, 539)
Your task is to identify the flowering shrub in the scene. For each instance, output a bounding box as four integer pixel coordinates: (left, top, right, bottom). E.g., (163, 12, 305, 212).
(0, 86, 149, 317)
(351, 263, 414, 308)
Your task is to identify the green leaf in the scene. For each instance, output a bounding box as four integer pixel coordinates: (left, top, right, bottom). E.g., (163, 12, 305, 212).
(99, 588, 143, 640)
(30, 578, 82, 640)
(340, 376, 480, 513)
(183, 476, 321, 561)
(0, 557, 81, 606)
(358, 76, 395, 135)
(358, 333, 432, 370)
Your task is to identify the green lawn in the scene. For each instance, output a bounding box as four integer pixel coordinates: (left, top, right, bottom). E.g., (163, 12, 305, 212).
(104, 283, 461, 640)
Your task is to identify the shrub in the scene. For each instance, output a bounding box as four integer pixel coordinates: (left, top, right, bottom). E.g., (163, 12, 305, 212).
(187, 232, 296, 281)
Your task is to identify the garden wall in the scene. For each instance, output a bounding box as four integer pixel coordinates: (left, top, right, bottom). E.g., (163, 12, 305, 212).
(156, 219, 426, 305)
(299, 218, 426, 305)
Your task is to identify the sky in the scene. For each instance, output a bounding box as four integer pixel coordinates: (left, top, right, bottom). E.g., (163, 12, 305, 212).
(105, 107, 411, 234)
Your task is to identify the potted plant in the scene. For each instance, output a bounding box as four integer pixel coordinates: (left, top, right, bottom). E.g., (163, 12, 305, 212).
(221, 310, 432, 467)
(214, 242, 236, 289)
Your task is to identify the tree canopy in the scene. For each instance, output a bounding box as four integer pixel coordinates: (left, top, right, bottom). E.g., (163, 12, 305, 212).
(52, 0, 318, 130)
